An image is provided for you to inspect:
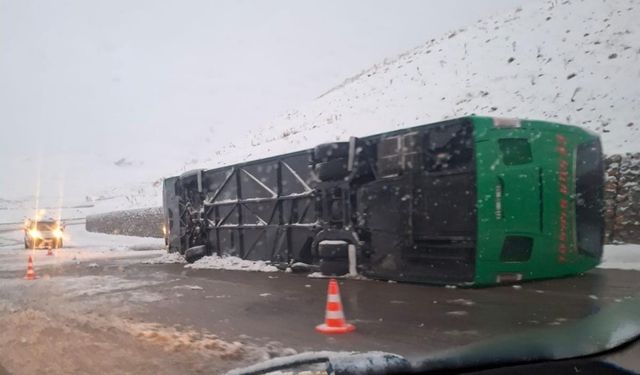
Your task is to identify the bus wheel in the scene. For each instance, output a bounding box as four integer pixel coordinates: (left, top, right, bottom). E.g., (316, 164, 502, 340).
(185, 245, 207, 263)
(315, 158, 350, 181)
(318, 241, 349, 259)
(313, 142, 349, 163)
(320, 259, 349, 276)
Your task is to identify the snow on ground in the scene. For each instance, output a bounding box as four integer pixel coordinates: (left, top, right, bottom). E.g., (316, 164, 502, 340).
(131, 322, 247, 359)
(0, 246, 163, 273)
(0, 223, 164, 272)
(185, 255, 279, 273)
(55, 223, 162, 251)
(307, 272, 370, 281)
(141, 243, 640, 275)
(55, 275, 164, 298)
(598, 244, 640, 271)
(144, 252, 281, 273)
(144, 252, 187, 264)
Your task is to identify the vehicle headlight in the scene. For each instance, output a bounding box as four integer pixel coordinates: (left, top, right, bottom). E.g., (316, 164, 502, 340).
(29, 229, 41, 239)
(53, 228, 63, 238)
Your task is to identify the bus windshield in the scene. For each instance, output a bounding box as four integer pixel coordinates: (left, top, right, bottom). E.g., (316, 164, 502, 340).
(576, 139, 605, 258)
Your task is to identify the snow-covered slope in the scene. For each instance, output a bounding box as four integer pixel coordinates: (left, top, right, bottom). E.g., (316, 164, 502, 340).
(3, 0, 639, 220)
(153, 0, 640, 186)
(249, 0, 639, 155)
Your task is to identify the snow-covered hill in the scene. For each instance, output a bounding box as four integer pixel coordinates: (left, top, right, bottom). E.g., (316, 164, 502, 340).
(249, 0, 639, 154)
(159, 0, 640, 183)
(2, 0, 639, 220)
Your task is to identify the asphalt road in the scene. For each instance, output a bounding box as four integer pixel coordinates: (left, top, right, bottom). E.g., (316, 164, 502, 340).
(118, 263, 640, 357)
(0, 250, 638, 374)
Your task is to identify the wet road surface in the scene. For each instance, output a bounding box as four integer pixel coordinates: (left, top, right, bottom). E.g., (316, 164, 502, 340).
(0, 251, 638, 374)
(130, 264, 639, 358)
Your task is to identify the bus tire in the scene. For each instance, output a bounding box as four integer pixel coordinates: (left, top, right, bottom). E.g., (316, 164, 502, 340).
(315, 158, 349, 181)
(320, 259, 349, 276)
(313, 142, 349, 163)
(318, 242, 349, 259)
(185, 245, 207, 263)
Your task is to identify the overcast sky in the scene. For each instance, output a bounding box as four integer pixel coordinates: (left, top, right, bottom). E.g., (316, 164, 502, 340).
(0, 0, 528, 199)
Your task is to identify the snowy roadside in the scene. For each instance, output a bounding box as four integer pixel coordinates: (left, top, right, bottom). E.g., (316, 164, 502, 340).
(185, 255, 278, 272)
(0, 268, 295, 375)
(0, 248, 165, 272)
(0, 223, 164, 272)
(144, 253, 280, 272)
(143, 244, 640, 275)
(143, 252, 187, 264)
(598, 244, 640, 271)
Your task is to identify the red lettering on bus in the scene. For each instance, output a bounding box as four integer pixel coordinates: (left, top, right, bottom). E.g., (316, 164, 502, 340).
(559, 243, 567, 254)
(556, 133, 571, 264)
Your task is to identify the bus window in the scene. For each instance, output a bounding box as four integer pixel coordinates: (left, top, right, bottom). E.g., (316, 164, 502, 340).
(498, 138, 532, 166)
(376, 132, 423, 177)
(425, 123, 473, 172)
(500, 236, 533, 262)
(377, 136, 402, 177)
(575, 139, 604, 258)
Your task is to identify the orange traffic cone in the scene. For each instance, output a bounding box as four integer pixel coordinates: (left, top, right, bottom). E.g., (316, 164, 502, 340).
(24, 255, 37, 280)
(315, 279, 355, 334)
(46, 246, 54, 256)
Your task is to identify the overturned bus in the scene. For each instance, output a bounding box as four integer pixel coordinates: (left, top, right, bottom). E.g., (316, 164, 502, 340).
(162, 116, 604, 286)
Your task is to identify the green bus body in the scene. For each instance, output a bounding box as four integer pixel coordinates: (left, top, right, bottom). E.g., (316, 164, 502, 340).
(473, 116, 603, 285)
